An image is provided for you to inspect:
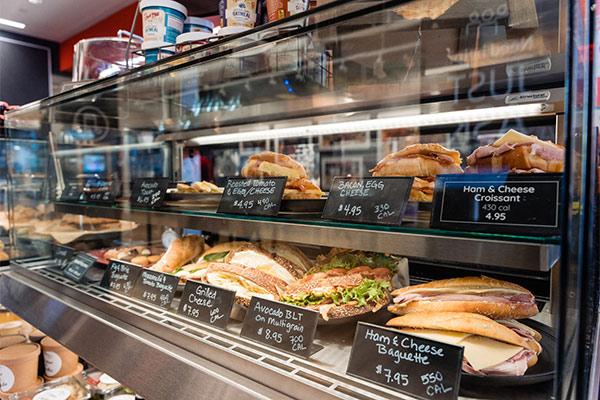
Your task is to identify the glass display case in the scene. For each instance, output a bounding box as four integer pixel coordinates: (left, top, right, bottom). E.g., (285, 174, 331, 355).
(1, 0, 598, 399)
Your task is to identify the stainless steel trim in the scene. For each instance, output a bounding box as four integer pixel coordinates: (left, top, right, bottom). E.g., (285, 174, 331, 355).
(54, 202, 559, 271)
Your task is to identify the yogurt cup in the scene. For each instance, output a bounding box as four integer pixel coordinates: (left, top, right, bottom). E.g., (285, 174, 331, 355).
(140, 0, 187, 44)
(176, 32, 215, 53)
(219, 0, 259, 28)
(142, 41, 177, 64)
(40, 337, 78, 379)
(183, 17, 214, 33)
(0, 335, 26, 350)
(0, 343, 40, 393)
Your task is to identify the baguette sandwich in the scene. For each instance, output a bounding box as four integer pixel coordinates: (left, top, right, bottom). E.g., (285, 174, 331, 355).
(370, 143, 463, 202)
(388, 276, 538, 319)
(241, 151, 324, 199)
(259, 240, 313, 274)
(150, 235, 204, 273)
(387, 312, 541, 376)
(280, 267, 392, 321)
(204, 262, 288, 306)
(466, 129, 564, 173)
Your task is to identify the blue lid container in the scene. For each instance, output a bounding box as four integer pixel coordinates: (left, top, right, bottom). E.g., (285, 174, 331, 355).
(140, 0, 188, 44)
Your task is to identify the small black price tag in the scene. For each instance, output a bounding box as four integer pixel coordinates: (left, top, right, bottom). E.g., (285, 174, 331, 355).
(100, 260, 142, 295)
(177, 281, 236, 329)
(430, 173, 562, 236)
(217, 177, 287, 216)
(60, 180, 82, 202)
(63, 253, 97, 283)
(54, 245, 74, 269)
(131, 269, 179, 309)
(130, 178, 170, 208)
(81, 179, 115, 204)
(322, 177, 413, 225)
(347, 323, 463, 400)
(240, 297, 318, 359)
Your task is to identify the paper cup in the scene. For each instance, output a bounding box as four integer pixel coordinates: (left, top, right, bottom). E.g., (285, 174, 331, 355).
(0, 343, 40, 393)
(40, 338, 78, 378)
(0, 335, 26, 349)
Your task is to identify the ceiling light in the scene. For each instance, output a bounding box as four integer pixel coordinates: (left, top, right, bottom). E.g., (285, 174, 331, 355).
(28, 0, 43, 4)
(0, 18, 26, 29)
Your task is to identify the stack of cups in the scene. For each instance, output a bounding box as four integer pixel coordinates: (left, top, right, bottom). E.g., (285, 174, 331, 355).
(0, 343, 43, 398)
(40, 337, 81, 381)
(139, 0, 188, 64)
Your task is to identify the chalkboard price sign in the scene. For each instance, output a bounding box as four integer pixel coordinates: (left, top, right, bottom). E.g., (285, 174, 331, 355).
(131, 269, 179, 309)
(241, 297, 318, 358)
(60, 180, 82, 202)
(54, 245, 74, 269)
(177, 281, 236, 329)
(100, 260, 142, 295)
(217, 177, 287, 216)
(81, 180, 115, 204)
(63, 253, 97, 283)
(130, 178, 170, 208)
(347, 323, 463, 400)
(430, 173, 562, 236)
(322, 177, 414, 225)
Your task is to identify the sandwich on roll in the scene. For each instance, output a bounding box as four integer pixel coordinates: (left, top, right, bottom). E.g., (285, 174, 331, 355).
(150, 235, 205, 273)
(241, 151, 324, 199)
(370, 143, 464, 202)
(280, 267, 393, 321)
(387, 312, 541, 376)
(466, 129, 564, 173)
(388, 276, 538, 319)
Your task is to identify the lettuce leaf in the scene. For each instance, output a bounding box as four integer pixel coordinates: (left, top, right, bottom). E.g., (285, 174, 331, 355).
(309, 252, 398, 274)
(201, 251, 229, 262)
(280, 279, 390, 308)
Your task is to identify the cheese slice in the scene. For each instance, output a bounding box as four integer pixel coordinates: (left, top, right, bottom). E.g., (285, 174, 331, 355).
(460, 335, 522, 371)
(229, 250, 297, 286)
(403, 287, 525, 295)
(206, 272, 275, 301)
(493, 129, 560, 149)
(402, 328, 472, 344)
(258, 162, 302, 181)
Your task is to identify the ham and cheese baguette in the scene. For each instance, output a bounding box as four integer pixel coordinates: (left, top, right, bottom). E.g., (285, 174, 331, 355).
(387, 312, 541, 376)
(151, 235, 204, 273)
(370, 143, 463, 202)
(466, 129, 564, 173)
(388, 276, 538, 319)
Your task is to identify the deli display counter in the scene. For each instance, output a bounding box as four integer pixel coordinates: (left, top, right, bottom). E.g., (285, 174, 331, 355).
(1, 0, 598, 399)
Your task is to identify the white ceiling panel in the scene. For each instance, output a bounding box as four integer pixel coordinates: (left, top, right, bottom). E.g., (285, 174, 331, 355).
(0, 0, 138, 42)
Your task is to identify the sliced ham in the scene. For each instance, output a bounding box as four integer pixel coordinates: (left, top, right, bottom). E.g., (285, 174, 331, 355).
(467, 142, 532, 165)
(392, 292, 535, 306)
(463, 349, 535, 376)
(530, 143, 564, 161)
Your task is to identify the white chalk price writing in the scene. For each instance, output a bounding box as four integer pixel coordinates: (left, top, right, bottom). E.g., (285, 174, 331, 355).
(218, 177, 286, 216)
(347, 323, 462, 400)
(177, 281, 235, 329)
(101, 260, 142, 295)
(131, 269, 178, 309)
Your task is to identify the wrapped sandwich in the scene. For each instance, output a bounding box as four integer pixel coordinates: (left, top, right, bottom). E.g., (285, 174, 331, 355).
(280, 267, 393, 320)
(387, 312, 542, 376)
(388, 276, 538, 319)
(242, 151, 324, 199)
(370, 143, 464, 201)
(466, 129, 564, 173)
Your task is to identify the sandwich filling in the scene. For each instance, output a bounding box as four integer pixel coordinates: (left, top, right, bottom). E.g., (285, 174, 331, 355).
(206, 271, 275, 301)
(311, 249, 399, 275)
(392, 288, 535, 307)
(227, 247, 299, 285)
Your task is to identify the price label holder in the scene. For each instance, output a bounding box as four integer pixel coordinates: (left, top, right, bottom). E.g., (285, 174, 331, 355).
(63, 253, 97, 283)
(81, 179, 115, 204)
(100, 260, 142, 295)
(177, 281, 236, 329)
(322, 177, 413, 225)
(241, 297, 320, 359)
(131, 269, 179, 309)
(430, 173, 562, 236)
(60, 180, 82, 202)
(347, 322, 463, 400)
(54, 245, 74, 269)
(217, 177, 287, 217)
(130, 178, 170, 208)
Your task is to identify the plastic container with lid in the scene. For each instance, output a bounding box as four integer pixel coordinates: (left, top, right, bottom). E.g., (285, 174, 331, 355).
(11, 375, 91, 400)
(219, 0, 259, 28)
(140, 0, 187, 44)
(40, 338, 79, 380)
(85, 371, 121, 399)
(176, 32, 215, 53)
(183, 17, 214, 33)
(0, 343, 40, 393)
(141, 41, 176, 64)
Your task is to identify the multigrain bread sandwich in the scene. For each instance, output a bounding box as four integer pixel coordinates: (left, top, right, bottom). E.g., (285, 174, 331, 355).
(204, 262, 288, 306)
(150, 235, 204, 273)
(280, 267, 393, 321)
(241, 151, 324, 199)
(387, 312, 541, 376)
(388, 276, 538, 319)
(225, 244, 302, 286)
(258, 240, 313, 275)
(466, 129, 564, 173)
(370, 143, 463, 201)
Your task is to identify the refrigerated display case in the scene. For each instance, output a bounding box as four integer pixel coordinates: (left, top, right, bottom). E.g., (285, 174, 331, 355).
(1, 0, 598, 399)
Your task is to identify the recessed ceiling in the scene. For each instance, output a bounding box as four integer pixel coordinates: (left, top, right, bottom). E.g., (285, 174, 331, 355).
(0, 0, 137, 42)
